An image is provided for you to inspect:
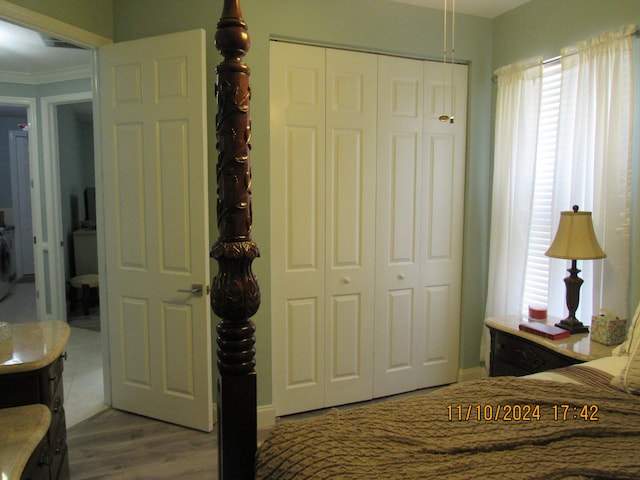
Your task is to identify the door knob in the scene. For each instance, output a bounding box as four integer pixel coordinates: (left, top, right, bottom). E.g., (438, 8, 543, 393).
(177, 284, 204, 297)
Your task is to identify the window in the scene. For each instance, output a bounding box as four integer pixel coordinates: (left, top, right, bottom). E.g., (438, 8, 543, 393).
(487, 27, 634, 323)
(522, 60, 561, 313)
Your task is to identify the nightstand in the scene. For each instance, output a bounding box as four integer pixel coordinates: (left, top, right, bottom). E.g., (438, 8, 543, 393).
(485, 315, 615, 377)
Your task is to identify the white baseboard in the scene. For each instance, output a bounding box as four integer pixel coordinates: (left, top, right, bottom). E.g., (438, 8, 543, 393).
(258, 404, 276, 429)
(211, 403, 277, 430)
(457, 365, 488, 383)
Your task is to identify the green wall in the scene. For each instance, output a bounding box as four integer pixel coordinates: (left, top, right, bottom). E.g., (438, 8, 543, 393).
(493, 0, 640, 68)
(113, 0, 494, 407)
(5, 0, 114, 40)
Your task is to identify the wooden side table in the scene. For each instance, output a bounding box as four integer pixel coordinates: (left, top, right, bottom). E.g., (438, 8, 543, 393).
(484, 315, 615, 377)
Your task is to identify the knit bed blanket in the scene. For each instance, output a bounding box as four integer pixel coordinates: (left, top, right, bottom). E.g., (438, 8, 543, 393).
(256, 376, 640, 479)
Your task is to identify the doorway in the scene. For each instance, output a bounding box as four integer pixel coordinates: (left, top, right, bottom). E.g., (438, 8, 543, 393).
(8, 128, 34, 281)
(0, 14, 108, 426)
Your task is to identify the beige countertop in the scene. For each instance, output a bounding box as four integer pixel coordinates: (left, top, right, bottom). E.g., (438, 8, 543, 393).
(0, 404, 51, 480)
(484, 314, 615, 362)
(0, 320, 70, 374)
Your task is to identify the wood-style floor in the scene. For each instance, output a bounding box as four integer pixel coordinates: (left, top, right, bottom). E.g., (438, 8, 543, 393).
(67, 387, 442, 479)
(67, 408, 258, 479)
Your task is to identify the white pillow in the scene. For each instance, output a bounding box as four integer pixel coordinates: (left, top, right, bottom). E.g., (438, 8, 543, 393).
(611, 302, 640, 394)
(611, 330, 640, 394)
(611, 301, 640, 356)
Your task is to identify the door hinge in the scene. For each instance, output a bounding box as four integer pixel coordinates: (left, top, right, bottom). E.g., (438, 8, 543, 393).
(33, 236, 36, 245)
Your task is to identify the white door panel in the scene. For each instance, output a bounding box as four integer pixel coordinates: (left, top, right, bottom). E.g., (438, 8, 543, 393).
(374, 56, 424, 398)
(418, 63, 467, 386)
(324, 49, 376, 407)
(100, 29, 212, 431)
(272, 43, 467, 415)
(271, 42, 326, 415)
(8, 131, 34, 277)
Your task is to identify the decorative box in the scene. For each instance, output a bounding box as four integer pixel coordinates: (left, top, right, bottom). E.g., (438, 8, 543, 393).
(528, 305, 547, 321)
(591, 314, 627, 345)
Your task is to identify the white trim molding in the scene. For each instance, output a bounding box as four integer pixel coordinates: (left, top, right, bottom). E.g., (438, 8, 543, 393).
(0, 64, 93, 85)
(457, 366, 488, 383)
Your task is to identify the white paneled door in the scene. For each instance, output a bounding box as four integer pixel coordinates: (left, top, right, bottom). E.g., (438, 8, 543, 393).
(271, 41, 467, 416)
(324, 49, 377, 408)
(270, 43, 327, 415)
(374, 58, 467, 397)
(418, 61, 467, 388)
(374, 56, 425, 397)
(8, 130, 34, 278)
(100, 30, 212, 431)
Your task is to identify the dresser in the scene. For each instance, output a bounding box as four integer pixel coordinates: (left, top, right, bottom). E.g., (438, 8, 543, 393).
(0, 404, 51, 480)
(485, 315, 615, 377)
(0, 321, 70, 480)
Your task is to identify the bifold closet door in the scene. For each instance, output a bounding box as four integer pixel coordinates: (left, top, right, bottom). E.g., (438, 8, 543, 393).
(271, 41, 467, 415)
(374, 55, 425, 398)
(374, 57, 467, 398)
(324, 49, 377, 408)
(271, 42, 327, 415)
(270, 42, 377, 415)
(418, 61, 467, 388)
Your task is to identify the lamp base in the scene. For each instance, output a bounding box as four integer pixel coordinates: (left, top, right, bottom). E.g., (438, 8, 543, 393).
(555, 317, 589, 334)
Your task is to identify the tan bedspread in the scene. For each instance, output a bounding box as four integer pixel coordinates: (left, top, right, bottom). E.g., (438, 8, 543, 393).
(256, 377, 640, 479)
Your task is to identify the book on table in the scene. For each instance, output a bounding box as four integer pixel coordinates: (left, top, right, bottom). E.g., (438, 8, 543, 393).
(518, 321, 571, 339)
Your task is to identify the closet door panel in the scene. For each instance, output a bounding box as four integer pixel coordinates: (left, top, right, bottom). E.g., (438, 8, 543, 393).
(325, 49, 377, 407)
(287, 126, 321, 270)
(271, 42, 327, 415)
(285, 298, 321, 386)
(374, 56, 424, 398)
(271, 43, 468, 415)
(418, 63, 468, 385)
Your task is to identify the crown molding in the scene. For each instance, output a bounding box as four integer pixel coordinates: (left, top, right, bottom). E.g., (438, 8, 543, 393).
(0, 64, 92, 85)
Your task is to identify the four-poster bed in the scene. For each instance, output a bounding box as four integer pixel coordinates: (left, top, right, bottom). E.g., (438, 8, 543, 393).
(211, 2, 640, 479)
(212, 1, 259, 478)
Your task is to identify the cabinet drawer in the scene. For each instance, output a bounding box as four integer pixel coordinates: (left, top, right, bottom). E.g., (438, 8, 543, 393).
(44, 355, 65, 405)
(491, 330, 581, 375)
(50, 438, 68, 480)
(20, 435, 49, 480)
(0, 355, 65, 408)
(49, 373, 65, 439)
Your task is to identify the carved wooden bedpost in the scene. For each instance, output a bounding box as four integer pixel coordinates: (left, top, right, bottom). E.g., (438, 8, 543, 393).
(212, 0, 260, 478)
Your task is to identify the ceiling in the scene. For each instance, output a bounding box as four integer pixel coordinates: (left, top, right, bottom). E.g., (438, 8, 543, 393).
(0, 19, 93, 117)
(0, 19, 92, 82)
(390, 0, 531, 18)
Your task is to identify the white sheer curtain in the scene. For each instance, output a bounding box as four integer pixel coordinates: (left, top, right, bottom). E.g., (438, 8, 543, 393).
(548, 25, 635, 321)
(483, 26, 635, 367)
(481, 57, 542, 363)
(485, 58, 543, 316)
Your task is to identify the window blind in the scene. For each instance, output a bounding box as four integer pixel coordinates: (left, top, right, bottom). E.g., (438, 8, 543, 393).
(522, 60, 561, 313)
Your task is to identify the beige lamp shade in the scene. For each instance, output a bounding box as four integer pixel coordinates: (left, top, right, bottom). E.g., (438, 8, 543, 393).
(545, 207, 606, 260)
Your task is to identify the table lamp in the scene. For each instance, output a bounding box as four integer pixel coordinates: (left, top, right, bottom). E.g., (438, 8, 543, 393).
(545, 205, 606, 334)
